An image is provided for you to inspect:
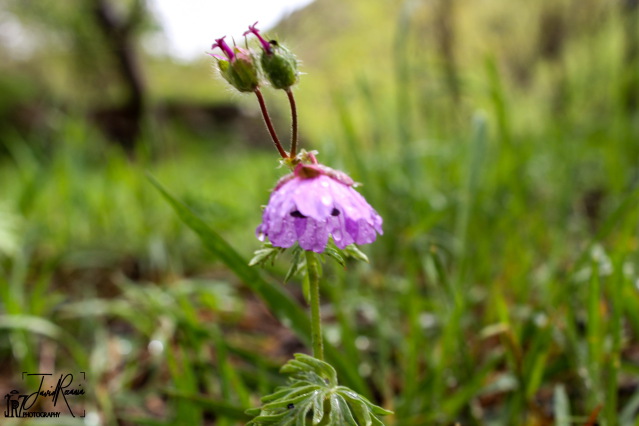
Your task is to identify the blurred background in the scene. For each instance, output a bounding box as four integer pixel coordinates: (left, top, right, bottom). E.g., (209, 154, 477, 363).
(0, 0, 638, 424)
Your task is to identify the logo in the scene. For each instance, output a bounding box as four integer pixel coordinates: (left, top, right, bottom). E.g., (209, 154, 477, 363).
(4, 372, 86, 418)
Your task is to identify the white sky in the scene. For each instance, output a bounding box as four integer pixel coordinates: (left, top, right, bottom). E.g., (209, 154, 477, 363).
(149, 0, 315, 61)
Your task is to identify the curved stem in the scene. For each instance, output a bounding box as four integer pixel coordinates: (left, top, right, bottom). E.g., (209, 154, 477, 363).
(286, 88, 299, 157)
(305, 251, 324, 360)
(254, 88, 288, 158)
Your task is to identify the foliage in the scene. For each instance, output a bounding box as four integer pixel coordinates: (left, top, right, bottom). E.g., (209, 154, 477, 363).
(246, 353, 391, 425)
(0, 0, 638, 425)
(249, 241, 369, 283)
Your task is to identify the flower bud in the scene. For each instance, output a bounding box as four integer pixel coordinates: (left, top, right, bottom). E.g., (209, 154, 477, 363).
(244, 23, 299, 90)
(260, 42, 299, 89)
(210, 37, 260, 93)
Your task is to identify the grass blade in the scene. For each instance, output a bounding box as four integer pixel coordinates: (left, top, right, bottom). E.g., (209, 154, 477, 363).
(553, 384, 571, 426)
(0, 314, 88, 366)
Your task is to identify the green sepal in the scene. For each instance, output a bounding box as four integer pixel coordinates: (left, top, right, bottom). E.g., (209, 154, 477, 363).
(250, 239, 370, 280)
(249, 242, 285, 267)
(217, 50, 260, 93)
(284, 246, 306, 283)
(323, 239, 369, 266)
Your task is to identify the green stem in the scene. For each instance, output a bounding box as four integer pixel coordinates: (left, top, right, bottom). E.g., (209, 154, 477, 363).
(285, 88, 299, 157)
(305, 251, 324, 360)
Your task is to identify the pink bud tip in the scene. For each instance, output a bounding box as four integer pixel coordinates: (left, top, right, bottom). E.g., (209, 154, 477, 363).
(244, 22, 272, 54)
(211, 36, 235, 61)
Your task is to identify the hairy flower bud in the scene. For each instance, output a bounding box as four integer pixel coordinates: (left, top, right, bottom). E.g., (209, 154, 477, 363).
(260, 42, 298, 89)
(244, 23, 299, 90)
(210, 37, 259, 93)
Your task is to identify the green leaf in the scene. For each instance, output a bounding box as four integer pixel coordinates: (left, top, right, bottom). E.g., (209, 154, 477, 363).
(247, 354, 392, 425)
(288, 353, 338, 386)
(330, 394, 358, 425)
(297, 397, 315, 425)
(311, 392, 325, 424)
(261, 390, 320, 411)
(340, 391, 372, 426)
(245, 407, 261, 417)
(337, 387, 393, 417)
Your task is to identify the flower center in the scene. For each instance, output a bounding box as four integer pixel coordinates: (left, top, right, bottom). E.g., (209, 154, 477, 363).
(289, 208, 339, 218)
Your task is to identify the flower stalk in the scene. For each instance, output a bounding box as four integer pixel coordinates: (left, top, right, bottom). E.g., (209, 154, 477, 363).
(286, 88, 299, 157)
(305, 250, 324, 360)
(254, 88, 288, 159)
(209, 23, 393, 425)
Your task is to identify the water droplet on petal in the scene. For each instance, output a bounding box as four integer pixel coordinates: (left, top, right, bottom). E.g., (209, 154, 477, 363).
(321, 195, 331, 206)
(321, 180, 329, 188)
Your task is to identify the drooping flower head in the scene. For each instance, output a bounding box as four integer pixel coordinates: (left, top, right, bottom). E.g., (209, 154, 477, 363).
(209, 36, 259, 92)
(244, 22, 299, 90)
(257, 157, 383, 253)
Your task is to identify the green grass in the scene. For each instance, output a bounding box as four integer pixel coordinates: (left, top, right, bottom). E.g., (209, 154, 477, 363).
(1, 0, 639, 425)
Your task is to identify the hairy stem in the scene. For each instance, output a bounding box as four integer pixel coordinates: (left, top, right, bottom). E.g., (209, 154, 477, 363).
(286, 88, 299, 157)
(305, 251, 324, 360)
(254, 88, 288, 158)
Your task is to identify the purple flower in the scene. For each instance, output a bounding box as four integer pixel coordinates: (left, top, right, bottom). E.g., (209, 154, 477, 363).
(256, 163, 383, 253)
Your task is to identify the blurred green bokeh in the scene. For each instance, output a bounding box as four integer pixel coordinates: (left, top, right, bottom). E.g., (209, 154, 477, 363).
(0, 0, 638, 425)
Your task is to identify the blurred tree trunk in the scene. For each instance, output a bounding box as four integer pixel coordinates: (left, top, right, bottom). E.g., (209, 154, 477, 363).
(621, 0, 639, 113)
(434, 0, 460, 104)
(539, 3, 569, 116)
(91, 0, 146, 152)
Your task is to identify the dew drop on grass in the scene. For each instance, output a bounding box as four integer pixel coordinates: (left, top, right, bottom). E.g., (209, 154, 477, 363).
(83, 412, 101, 426)
(148, 340, 164, 356)
(355, 336, 370, 350)
(118, 338, 133, 355)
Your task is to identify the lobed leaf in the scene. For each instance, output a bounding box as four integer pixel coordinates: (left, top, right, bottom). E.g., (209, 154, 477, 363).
(247, 354, 392, 425)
